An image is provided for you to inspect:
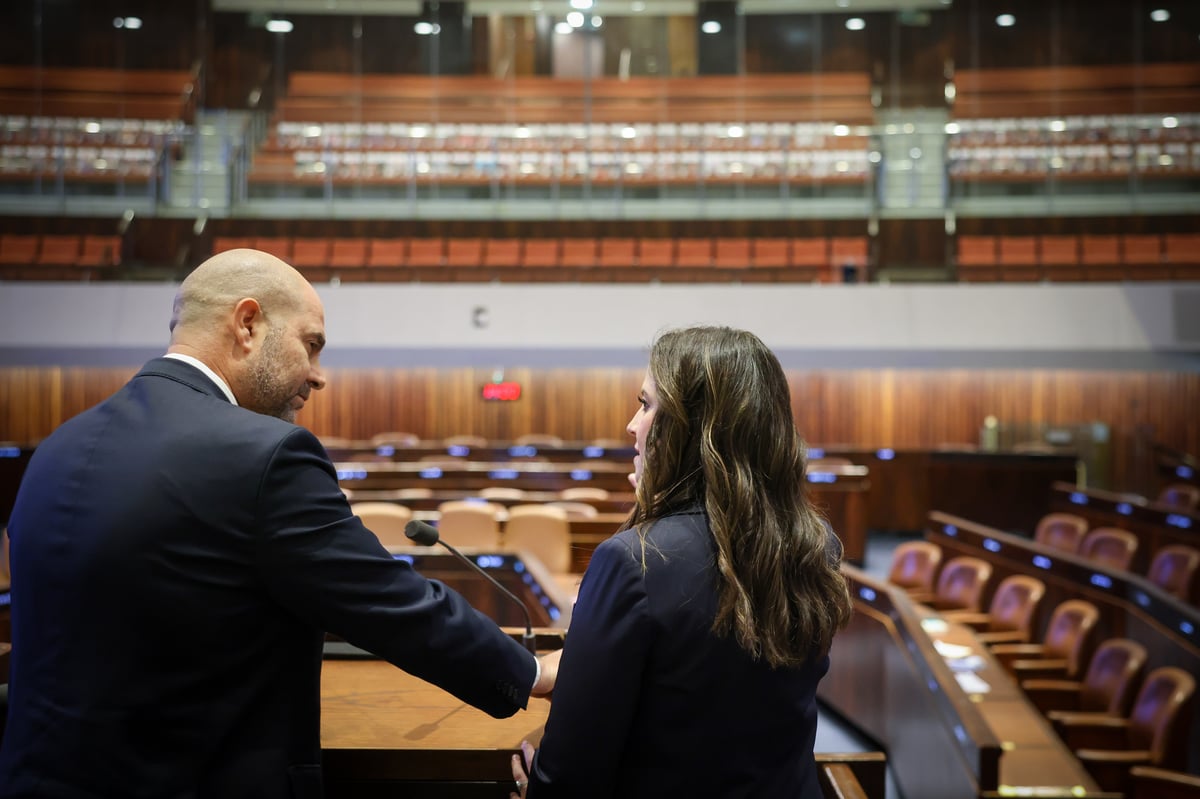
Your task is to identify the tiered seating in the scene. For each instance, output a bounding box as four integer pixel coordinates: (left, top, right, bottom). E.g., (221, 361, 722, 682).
(0, 67, 192, 185)
(954, 232, 1199, 282)
(206, 234, 866, 283)
(949, 64, 1200, 187)
(249, 74, 874, 192)
(0, 232, 121, 280)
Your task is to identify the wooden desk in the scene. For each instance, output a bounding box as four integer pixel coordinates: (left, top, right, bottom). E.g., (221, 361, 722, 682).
(817, 447, 1079, 534)
(336, 460, 636, 493)
(820, 567, 1113, 799)
(326, 440, 635, 465)
(388, 461, 870, 573)
(924, 511, 1200, 775)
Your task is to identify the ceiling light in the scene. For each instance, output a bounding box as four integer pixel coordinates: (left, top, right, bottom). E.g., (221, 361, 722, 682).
(1150, 9, 1170, 22)
(555, 21, 572, 34)
(833, 124, 850, 136)
(621, 126, 637, 139)
(569, 0, 593, 8)
(266, 19, 294, 33)
(1163, 116, 1179, 128)
(567, 11, 585, 27)
(727, 125, 745, 137)
(701, 20, 722, 34)
(1049, 120, 1066, 132)
(123, 17, 142, 30)
(591, 15, 603, 27)
(414, 21, 441, 34)
(944, 122, 960, 134)
(996, 14, 1015, 27)
(846, 17, 866, 31)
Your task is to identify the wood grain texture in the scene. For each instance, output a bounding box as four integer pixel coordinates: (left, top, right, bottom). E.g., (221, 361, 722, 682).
(2, 367, 1196, 491)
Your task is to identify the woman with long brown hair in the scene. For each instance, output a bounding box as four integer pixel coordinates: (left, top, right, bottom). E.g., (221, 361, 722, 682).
(512, 326, 853, 798)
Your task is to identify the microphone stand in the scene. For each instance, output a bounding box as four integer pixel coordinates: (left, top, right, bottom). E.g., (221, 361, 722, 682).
(406, 520, 538, 654)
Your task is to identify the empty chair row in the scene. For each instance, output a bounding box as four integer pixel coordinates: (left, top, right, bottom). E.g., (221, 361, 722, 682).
(0, 233, 123, 280)
(350, 500, 572, 574)
(956, 233, 1200, 281)
(894, 525, 1199, 605)
(211, 235, 869, 273)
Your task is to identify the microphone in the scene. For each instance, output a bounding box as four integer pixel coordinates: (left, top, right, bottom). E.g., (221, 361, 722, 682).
(405, 519, 538, 655)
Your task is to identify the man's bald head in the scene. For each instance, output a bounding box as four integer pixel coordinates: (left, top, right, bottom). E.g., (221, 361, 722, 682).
(170, 248, 309, 341)
(167, 248, 327, 422)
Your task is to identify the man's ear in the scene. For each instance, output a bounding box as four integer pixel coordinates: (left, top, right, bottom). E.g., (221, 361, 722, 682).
(232, 297, 263, 353)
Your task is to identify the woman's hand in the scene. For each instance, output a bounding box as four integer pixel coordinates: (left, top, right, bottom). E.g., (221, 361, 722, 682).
(510, 740, 536, 798)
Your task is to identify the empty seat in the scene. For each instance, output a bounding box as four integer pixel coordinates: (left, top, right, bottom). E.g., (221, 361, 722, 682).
(1080, 234, 1121, 280)
(212, 236, 254, 255)
(558, 486, 610, 502)
(998, 236, 1039, 281)
(483, 238, 522, 268)
(35, 234, 82, 265)
(252, 237, 292, 261)
(515, 433, 564, 447)
(435, 500, 502, 549)
(290, 238, 331, 268)
(920, 555, 992, 612)
(1120, 234, 1169, 280)
(637, 238, 675, 268)
(369, 431, 420, 448)
(1022, 638, 1147, 717)
(598, 238, 637, 268)
(1077, 527, 1138, 571)
(942, 574, 1046, 645)
(956, 235, 1001, 281)
(991, 599, 1100, 682)
(1145, 545, 1199, 602)
(545, 501, 599, 520)
(829, 237, 868, 276)
(76, 235, 123, 269)
(406, 238, 445, 266)
(1163, 233, 1200, 281)
(520, 239, 560, 268)
(352, 502, 415, 548)
(1034, 512, 1088, 553)
(477, 486, 529, 501)
(1053, 666, 1196, 795)
(1156, 483, 1199, 511)
(1039, 235, 1082, 281)
(1128, 766, 1200, 799)
(787, 238, 825, 267)
(751, 238, 793, 268)
(0, 234, 40, 265)
(885, 540, 943, 598)
(674, 238, 713, 268)
(445, 238, 485, 267)
(366, 238, 407, 268)
(329, 238, 368, 268)
(714, 238, 751, 269)
(560, 238, 598, 268)
(503, 504, 571, 573)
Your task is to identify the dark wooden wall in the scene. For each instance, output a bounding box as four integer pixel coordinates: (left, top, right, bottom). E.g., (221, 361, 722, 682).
(3, 367, 1196, 492)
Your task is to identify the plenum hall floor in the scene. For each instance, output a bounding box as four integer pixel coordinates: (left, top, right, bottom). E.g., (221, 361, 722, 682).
(816, 530, 918, 799)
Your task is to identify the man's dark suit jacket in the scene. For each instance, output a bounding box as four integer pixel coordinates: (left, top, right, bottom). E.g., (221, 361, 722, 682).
(0, 357, 536, 798)
(527, 509, 830, 798)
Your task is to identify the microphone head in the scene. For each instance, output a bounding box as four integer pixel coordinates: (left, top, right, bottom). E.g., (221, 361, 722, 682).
(404, 519, 441, 546)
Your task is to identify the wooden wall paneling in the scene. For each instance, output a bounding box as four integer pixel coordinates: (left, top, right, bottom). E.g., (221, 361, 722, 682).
(4, 368, 1199, 496)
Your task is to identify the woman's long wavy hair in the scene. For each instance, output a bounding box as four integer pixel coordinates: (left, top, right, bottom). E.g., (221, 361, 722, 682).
(626, 326, 852, 668)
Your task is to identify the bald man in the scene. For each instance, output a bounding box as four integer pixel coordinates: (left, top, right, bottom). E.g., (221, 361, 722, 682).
(0, 250, 555, 798)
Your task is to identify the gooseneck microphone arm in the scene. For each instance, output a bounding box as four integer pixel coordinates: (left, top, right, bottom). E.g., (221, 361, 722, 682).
(405, 519, 538, 655)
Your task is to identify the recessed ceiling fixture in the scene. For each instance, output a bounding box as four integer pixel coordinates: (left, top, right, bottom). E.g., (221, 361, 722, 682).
(846, 17, 865, 31)
(996, 14, 1015, 27)
(701, 20, 722, 34)
(1149, 9, 1170, 22)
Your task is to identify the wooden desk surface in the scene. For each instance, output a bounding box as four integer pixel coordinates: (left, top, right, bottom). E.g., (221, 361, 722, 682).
(821, 567, 1109, 799)
(321, 658, 551, 779)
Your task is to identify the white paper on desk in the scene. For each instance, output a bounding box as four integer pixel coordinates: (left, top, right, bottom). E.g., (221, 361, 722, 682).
(945, 655, 987, 673)
(933, 640, 973, 659)
(955, 672, 992, 694)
